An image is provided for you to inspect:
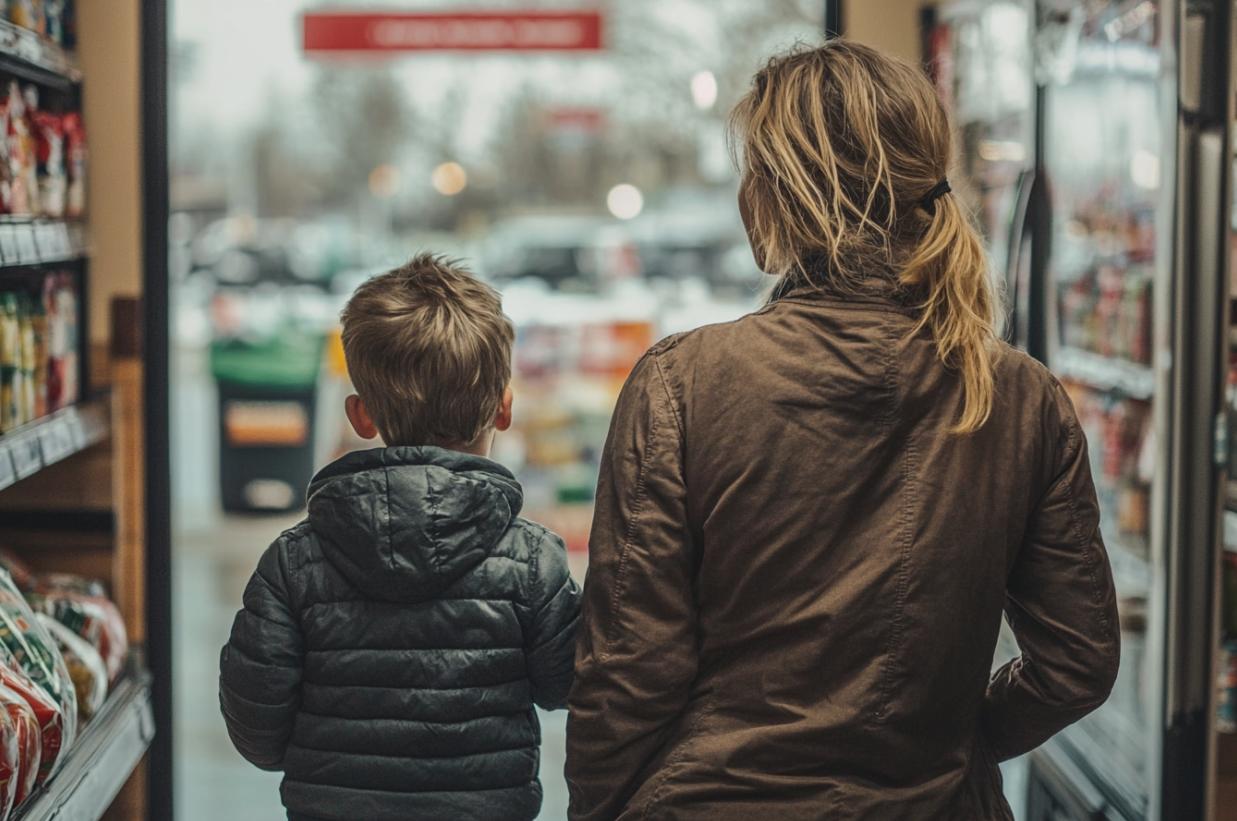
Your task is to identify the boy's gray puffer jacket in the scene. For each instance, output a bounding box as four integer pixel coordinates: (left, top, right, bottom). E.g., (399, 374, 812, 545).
(219, 447, 581, 821)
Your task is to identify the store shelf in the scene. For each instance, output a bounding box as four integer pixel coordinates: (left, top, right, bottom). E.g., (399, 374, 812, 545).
(1054, 347, 1155, 400)
(0, 220, 89, 271)
(0, 21, 79, 91)
(12, 657, 153, 821)
(0, 400, 109, 492)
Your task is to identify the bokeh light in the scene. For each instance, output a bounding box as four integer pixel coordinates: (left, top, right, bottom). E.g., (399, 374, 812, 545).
(368, 164, 401, 198)
(691, 70, 718, 110)
(606, 184, 644, 219)
(432, 162, 468, 196)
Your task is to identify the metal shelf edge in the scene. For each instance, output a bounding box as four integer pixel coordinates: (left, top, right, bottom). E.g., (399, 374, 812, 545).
(0, 399, 110, 492)
(1054, 347, 1155, 400)
(0, 20, 79, 90)
(0, 222, 90, 270)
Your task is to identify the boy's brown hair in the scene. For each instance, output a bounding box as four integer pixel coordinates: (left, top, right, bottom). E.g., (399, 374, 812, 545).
(340, 253, 515, 447)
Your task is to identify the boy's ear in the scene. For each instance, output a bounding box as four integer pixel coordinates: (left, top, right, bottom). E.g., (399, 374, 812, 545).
(345, 394, 380, 440)
(495, 386, 514, 433)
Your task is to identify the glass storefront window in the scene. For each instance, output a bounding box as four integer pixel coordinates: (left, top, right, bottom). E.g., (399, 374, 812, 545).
(170, 3, 826, 818)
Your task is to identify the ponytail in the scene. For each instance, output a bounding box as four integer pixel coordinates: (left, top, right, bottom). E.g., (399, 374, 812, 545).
(899, 194, 996, 433)
(731, 40, 998, 435)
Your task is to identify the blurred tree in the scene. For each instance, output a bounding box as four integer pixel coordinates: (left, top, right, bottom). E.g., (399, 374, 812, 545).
(311, 67, 416, 208)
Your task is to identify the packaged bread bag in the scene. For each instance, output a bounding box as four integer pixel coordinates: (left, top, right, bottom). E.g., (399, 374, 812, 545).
(0, 678, 39, 806)
(36, 616, 103, 722)
(0, 664, 61, 784)
(0, 572, 75, 776)
(0, 700, 20, 821)
(25, 592, 126, 685)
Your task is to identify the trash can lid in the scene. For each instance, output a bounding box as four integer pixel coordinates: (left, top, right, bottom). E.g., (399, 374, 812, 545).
(210, 331, 325, 388)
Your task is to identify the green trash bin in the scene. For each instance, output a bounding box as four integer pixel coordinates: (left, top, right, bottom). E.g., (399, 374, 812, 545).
(210, 329, 325, 513)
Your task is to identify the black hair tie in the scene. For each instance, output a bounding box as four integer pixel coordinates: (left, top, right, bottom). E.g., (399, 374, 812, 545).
(920, 179, 951, 216)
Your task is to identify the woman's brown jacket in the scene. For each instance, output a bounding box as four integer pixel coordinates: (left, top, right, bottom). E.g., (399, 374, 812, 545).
(565, 287, 1121, 821)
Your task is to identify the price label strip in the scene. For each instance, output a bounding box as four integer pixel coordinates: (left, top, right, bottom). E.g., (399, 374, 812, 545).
(0, 225, 17, 266)
(37, 418, 75, 465)
(6, 433, 41, 480)
(16, 224, 37, 265)
(0, 444, 14, 492)
(63, 406, 88, 449)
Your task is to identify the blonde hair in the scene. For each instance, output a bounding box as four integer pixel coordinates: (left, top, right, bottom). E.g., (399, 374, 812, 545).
(340, 253, 515, 447)
(729, 40, 996, 433)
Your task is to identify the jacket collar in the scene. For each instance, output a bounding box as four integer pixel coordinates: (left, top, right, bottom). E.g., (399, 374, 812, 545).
(308, 445, 523, 515)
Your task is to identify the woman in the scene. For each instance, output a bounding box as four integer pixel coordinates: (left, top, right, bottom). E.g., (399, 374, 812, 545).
(565, 41, 1119, 821)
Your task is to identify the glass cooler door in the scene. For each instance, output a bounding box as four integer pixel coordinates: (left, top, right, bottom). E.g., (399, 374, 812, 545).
(1037, 2, 1167, 818)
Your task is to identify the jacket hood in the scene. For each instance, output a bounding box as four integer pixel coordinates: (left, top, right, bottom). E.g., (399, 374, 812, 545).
(306, 447, 523, 603)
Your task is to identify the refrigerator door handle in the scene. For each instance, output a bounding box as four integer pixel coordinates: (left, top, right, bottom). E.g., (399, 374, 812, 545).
(1005, 165, 1051, 363)
(1005, 168, 1037, 350)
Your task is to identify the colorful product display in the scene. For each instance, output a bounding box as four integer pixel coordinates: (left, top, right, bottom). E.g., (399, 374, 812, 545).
(1056, 200, 1155, 365)
(0, 82, 86, 219)
(1061, 381, 1153, 557)
(6, 0, 74, 47)
(504, 319, 655, 551)
(0, 679, 38, 807)
(0, 270, 78, 434)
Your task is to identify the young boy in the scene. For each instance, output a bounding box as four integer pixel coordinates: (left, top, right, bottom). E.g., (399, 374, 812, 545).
(219, 254, 581, 821)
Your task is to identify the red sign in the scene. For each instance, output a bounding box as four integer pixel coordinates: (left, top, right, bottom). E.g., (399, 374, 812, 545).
(544, 107, 606, 134)
(303, 10, 604, 54)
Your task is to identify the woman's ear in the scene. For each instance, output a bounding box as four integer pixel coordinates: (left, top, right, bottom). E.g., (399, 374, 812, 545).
(345, 394, 380, 440)
(495, 385, 514, 432)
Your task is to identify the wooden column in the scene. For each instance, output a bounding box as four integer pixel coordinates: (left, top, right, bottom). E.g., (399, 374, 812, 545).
(111, 297, 144, 644)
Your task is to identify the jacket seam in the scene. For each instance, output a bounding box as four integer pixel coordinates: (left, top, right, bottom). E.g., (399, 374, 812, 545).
(875, 322, 913, 723)
(653, 353, 684, 441)
(528, 522, 542, 620)
(602, 367, 662, 660)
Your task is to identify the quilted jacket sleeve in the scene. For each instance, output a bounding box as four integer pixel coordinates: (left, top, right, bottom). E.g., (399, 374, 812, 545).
(565, 350, 698, 821)
(524, 527, 582, 710)
(219, 535, 305, 771)
(982, 383, 1121, 761)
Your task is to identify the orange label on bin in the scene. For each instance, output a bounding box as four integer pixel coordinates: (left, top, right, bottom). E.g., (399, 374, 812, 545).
(225, 401, 310, 447)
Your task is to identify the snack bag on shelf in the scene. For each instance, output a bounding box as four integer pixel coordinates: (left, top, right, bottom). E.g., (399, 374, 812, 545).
(4, 83, 32, 217)
(0, 572, 75, 766)
(0, 697, 19, 821)
(0, 96, 11, 215)
(17, 87, 37, 218)
(26, 590, 127, 685)
(0, 293, 18, 432)
(0, 665, 63, 783)
(17, 296, 35, 424)
(42, 273, 77, 412)
(6, 0, 44, 35)
(62, 112, 84, 218)
(36, 616, 103, 722)
(0, 679, 39, 806)
(43, 0, 60, 43)
(28, 297, 44, 420)
(33, 110, 63, 218)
